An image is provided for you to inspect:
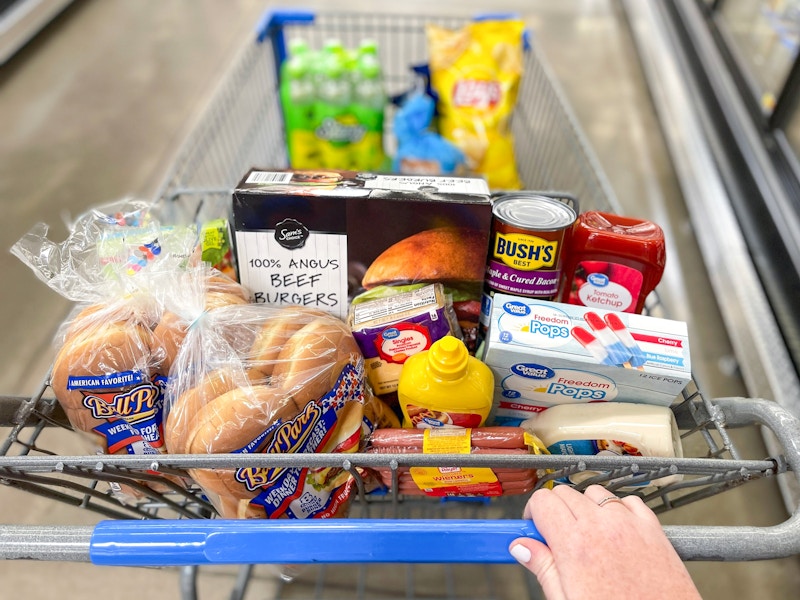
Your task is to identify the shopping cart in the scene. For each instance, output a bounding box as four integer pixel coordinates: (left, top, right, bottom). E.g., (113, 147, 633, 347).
(2, 9, 799, 600)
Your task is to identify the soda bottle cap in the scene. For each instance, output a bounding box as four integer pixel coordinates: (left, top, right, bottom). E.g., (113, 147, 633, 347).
(357, 41, 381, 79)
(358, 58, 380, 79)
(321, 40, 347, 77)
(359, 39, 378, 54)
(285, 60, 304, 77)
(324, 39, 344, 52)
(288, 38, 309, 54)
(427, 336, 469, 381)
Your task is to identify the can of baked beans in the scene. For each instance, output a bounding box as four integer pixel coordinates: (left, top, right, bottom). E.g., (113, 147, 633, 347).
(480, 194, 577, 330)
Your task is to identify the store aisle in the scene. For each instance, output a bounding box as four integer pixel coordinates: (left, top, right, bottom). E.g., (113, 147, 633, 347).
(0, 1, 798, 598)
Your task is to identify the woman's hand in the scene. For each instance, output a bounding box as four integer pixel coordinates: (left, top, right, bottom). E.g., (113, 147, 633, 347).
(509, 485, 702, 600)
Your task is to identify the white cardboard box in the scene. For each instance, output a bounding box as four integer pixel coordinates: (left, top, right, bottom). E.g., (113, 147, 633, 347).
(482, 294, 691, 426)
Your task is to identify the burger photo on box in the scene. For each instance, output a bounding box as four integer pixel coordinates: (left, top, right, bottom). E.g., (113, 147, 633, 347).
(351, 227, 487, 353)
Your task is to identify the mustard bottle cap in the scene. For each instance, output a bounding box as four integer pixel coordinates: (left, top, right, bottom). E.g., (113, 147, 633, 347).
(427, 336, 469, 381)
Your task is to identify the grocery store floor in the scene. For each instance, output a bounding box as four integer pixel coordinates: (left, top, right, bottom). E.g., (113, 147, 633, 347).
(1, 1, 799, 598)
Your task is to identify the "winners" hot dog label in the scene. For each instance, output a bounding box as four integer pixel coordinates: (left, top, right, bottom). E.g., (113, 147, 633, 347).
(409, 428, 502, 497)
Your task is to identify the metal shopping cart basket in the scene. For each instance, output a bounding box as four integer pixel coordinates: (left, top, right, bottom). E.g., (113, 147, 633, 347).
(2, 9, 799, 600)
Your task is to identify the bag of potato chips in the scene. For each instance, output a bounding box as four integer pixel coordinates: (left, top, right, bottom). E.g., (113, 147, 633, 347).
(427, 19, 525, 190)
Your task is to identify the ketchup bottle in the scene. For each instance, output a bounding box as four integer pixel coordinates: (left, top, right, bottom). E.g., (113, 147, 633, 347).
(559, 211, 666, 314)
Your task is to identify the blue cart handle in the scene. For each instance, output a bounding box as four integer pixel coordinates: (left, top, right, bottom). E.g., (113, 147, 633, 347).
(256, 9, 531, 70)
(473, 12, 532, 49)
(255, 9, 315, 44)
(90, 519, 543, 567)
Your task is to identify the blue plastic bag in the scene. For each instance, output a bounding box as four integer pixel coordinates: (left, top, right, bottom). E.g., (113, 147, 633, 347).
(393, 91, 466, 175)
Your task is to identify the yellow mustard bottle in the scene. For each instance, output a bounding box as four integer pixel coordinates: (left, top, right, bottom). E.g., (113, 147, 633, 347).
(398, 336, 494, 428)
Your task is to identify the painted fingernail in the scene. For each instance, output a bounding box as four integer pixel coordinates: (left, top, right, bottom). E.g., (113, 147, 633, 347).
(509, 544, 532, 565)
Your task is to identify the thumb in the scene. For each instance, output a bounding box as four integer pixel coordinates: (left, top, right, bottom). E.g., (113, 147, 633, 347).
(509, 538, 565, 600)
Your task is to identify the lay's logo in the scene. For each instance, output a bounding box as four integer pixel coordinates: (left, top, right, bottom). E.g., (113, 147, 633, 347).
(82, 384, 159, 421)
(493, 232, 557, 271)
(452, 79, 502, 110)
(235, 402, 322, 491)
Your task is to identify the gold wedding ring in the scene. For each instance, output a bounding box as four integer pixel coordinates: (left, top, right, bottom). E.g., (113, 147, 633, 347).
(597, 495, 624, 507)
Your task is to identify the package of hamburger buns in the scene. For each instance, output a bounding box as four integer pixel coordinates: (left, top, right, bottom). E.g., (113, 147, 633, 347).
(164, 301, 385, 519)
(12, 199, 200, 499)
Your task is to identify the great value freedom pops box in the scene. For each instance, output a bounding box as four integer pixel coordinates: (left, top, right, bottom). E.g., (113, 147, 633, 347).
(482, 294, 692, 426)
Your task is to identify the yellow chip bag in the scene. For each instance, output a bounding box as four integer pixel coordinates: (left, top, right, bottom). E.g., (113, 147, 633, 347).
(427, 20, 525, 190)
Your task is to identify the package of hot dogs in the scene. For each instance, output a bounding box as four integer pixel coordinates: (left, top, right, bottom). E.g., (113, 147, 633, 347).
(365, 426, 542, 497)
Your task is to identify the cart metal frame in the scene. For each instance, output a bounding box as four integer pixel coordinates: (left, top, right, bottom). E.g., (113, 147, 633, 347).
(2, 9, 799, 596)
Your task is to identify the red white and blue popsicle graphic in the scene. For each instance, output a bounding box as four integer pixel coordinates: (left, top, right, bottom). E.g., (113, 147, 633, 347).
(571, 311, 646, 368)
(603, 312, 647, 367)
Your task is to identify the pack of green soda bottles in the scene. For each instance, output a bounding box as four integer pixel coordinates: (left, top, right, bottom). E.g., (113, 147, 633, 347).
(279, 38, 388, 172)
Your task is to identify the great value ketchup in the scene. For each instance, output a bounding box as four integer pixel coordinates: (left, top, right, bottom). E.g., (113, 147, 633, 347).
(559, 211, 666, 314)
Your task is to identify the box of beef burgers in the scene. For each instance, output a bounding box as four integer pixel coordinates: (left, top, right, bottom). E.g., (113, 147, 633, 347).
(231, 169, 492, 349)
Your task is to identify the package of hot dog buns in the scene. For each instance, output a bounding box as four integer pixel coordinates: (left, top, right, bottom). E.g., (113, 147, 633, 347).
(11, 201, 203, 495)
(365, 426, 545, 497)
(163, 299, 398, 519)
(150, 262, 251, 375)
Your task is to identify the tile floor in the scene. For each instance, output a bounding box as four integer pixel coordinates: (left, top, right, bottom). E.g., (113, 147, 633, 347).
(0, 1, 798, 598)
